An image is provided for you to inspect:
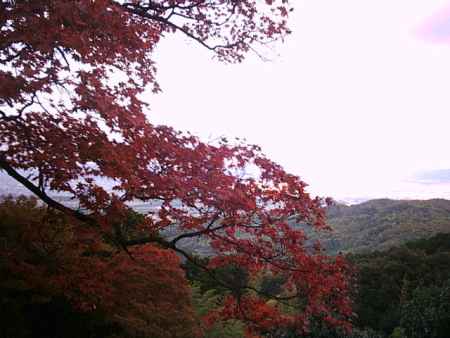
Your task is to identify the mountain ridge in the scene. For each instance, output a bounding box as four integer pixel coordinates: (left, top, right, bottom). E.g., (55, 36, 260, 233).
(320, 198, 450, 253)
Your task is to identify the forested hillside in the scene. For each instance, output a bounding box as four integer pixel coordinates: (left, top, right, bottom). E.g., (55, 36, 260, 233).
(349, 233, 450, 337)
(319, 199, 450, 254)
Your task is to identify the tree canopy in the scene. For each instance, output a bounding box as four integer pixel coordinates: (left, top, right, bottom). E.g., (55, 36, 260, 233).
(0, 1, 353, 335)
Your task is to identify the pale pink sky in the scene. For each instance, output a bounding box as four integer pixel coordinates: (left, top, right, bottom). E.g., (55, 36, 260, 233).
(148, 0, 450, 201)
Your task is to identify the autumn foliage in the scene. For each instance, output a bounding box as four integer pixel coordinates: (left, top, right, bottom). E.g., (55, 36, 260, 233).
(0, 196, 198, 337)
(1, 0, 353, 336)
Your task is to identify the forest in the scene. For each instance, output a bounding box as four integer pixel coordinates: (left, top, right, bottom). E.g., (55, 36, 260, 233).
(1, 1, 449, 337)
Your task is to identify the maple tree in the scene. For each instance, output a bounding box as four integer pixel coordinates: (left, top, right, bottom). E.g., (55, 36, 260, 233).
(0, 0, 353, 336)
(0, 196, 198, 337)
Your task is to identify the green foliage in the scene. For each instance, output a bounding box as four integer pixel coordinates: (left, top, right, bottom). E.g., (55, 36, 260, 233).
(191, 283, 245, 338)
(349, 233, 450, 335)
(185, 260, 248, 337)
(389, 327, 406, 338)
(400, 280, 450, 338)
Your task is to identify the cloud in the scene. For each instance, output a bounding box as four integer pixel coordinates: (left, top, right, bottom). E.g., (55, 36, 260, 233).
(416, 5, 450, 43)
(412, 169, 450, 184)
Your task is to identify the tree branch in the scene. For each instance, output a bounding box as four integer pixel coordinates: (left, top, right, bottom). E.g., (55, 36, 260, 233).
(0, 157, 96, 225)
(117, 2, 243, 53)
(170, 213, 222, 245)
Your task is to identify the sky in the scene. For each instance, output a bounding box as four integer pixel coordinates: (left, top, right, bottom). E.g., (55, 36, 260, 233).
(146, 0, 450, 202)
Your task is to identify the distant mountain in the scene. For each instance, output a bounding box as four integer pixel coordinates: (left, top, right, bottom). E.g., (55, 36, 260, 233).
(318, 199, 450, 254)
